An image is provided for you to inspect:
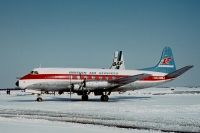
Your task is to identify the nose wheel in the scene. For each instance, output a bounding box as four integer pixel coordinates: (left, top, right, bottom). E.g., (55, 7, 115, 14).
(36, 97, 43, 102)
(36, 94, 43, 102)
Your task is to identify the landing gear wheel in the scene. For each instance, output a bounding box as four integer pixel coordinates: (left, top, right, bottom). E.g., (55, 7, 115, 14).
(101, 95, 109, 102)
(36, 97, 43, 102)
(82, 95, 88, 101)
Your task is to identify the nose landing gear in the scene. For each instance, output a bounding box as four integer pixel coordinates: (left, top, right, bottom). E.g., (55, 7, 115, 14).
(36, 94, 43, 102)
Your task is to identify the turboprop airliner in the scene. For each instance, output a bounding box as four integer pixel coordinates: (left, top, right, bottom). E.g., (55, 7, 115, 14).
(15, 47, 193, 102)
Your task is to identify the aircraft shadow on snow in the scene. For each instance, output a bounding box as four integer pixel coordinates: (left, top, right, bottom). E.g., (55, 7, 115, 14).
(9, 96, 151, 103)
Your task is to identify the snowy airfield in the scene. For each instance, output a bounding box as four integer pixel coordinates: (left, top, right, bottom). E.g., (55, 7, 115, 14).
(0, 87, 200, 133)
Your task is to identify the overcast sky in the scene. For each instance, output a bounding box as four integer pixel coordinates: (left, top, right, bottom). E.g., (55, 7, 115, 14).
(0, 0, 199, 88)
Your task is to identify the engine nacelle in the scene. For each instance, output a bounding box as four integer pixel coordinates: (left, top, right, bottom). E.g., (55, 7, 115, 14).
(73, 84, 80, 90)
(86, 81, 111, 88)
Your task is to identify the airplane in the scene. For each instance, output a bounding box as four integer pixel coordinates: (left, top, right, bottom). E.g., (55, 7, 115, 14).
(15, 47, 193, 102)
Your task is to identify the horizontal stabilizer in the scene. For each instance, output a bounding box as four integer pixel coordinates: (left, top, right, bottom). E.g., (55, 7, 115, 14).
(109, 74, 150, 85)
(165, 65, 193, 79)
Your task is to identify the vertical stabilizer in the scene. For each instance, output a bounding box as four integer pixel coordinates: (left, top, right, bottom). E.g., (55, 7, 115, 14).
(110, 51, 125, 70)
(142, 47, 176, 73)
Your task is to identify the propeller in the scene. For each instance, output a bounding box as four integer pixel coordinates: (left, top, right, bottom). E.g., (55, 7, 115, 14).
(70, 84, 74, 99)
(83, 78, 86, 87)
(78, 78, 86, 91)
(69, 74, 72, 100)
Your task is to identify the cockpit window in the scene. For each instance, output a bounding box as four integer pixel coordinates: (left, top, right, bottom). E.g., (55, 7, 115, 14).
(30, 71, 39, 74)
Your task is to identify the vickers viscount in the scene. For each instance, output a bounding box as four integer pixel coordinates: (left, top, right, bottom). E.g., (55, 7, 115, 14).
(16, 47, 193, 102)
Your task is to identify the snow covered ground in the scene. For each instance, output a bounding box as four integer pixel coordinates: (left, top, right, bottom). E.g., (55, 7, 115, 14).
(0, 87, 200, 133)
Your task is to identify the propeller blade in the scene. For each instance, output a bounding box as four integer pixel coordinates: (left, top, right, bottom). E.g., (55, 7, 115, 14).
(83, 78, 86, 88)
(70, 84, 74, 100)
(70, 88, 71, 99)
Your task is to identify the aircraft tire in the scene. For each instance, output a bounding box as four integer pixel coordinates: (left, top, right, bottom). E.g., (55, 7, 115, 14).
(36, 97, 43, 102)
(82, 95, 88, 101)
(101, 95, 109, 102)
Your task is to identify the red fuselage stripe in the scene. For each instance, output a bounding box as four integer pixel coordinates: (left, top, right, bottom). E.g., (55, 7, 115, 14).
(20, 74, 169, 81)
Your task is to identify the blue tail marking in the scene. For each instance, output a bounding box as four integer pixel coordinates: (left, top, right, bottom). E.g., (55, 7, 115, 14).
(141, 47, 176, 73)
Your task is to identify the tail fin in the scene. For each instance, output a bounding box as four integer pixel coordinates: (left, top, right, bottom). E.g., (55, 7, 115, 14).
(110, 51, 125, 70)
(156, 46, 176, 72)
(142, 47, 176, 73)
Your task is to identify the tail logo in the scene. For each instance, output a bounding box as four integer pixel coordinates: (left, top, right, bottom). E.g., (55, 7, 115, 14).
(112, 61, 123, 66)
(160, 57, 172, 65)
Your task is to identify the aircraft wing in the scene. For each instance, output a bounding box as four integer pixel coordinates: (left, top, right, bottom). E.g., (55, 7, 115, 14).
(108, 73, 151, 85)
(165, 65, 193, 79)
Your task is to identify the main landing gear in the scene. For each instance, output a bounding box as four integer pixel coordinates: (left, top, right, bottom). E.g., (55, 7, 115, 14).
(100, 95, 109, 102)
(81, 94, 109, 102)
(100, 91, 111, 102)
(81, 95, 89, 101)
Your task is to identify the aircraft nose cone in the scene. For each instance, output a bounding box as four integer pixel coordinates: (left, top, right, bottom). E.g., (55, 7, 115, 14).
(15, 81, 19, 87)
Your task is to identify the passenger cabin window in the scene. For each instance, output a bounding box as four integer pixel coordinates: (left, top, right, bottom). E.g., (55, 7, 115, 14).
(99, 76, 102, 80)
(91, 76, 95, 80)
(112, 76, 116, 80)
(30, 71, 39, 74)
(77, 75, 80, 80)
